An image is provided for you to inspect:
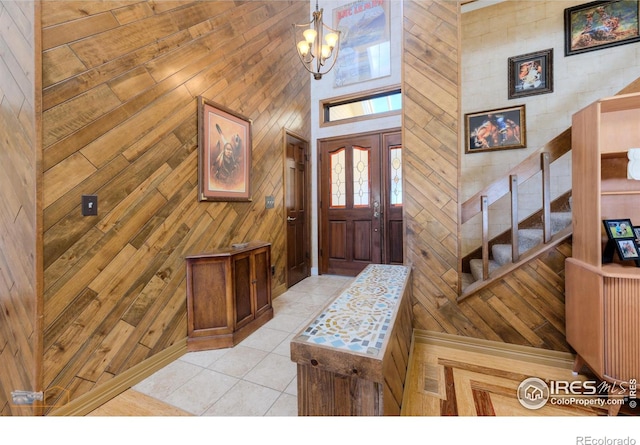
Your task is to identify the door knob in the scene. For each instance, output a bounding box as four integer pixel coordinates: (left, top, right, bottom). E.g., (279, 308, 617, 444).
(287, 216, 297, 222)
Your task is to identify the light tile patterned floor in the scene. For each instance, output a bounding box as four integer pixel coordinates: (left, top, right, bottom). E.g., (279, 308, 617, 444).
(133, 274, 353, 416)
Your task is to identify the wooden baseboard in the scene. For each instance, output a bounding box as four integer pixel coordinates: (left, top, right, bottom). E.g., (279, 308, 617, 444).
(412, 329, 575, 369)
(272, 282, 287, 299)
(48, 338, 187, 416)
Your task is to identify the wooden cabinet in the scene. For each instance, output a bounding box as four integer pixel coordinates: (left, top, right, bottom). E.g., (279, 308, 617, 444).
(566, 93, 640, 413)
(185, 242, 273, 351)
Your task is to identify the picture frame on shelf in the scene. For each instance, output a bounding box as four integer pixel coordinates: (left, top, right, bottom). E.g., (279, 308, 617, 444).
(508, 49, 553, 99)
(564, 0, 640, 56)
(603, 218, 635, 239)
(197, 97, 252, 202)
(615, 238, 640, 261)
(465, 105, 526, 153)
(634, 226, 640, 243)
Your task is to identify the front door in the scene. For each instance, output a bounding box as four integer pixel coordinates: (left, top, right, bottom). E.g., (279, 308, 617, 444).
(284, 130, 310, 288)
(319, 130, 402, 276)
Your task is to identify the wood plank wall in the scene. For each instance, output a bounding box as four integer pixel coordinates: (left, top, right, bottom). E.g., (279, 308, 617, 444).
(39, 0, 309, 412)
(402, 1, 570, 353)
(0, 1, 41, 416)
(403, 0, 461, 334)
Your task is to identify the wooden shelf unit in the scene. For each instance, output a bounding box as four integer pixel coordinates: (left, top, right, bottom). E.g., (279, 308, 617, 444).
(185, 242, 273, 351)
(566, 93, 640, 413)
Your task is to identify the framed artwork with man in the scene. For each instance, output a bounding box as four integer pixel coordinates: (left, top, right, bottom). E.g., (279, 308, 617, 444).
(198, 97, 252, 202)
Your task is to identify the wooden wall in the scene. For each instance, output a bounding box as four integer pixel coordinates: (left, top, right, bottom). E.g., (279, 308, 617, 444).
(40, 0, 310, 411)
(403, 0, 461, 332)
(0, 1, 41, 416)
(402, 0, 570, 353)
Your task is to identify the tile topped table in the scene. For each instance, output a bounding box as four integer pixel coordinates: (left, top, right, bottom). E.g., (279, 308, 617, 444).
(290, 264, 413, 416)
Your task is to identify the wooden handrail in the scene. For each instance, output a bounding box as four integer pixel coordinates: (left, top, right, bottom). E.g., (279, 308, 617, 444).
(461, 128, 571, 224)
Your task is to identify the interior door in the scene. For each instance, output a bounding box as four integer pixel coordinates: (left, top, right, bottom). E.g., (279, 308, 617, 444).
(320, 133, 382, 276)
(284, 131, 310, 288)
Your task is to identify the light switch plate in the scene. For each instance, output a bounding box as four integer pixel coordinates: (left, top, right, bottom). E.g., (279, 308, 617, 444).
(265, 195, 275, 209)
(82, 195, 98, 216)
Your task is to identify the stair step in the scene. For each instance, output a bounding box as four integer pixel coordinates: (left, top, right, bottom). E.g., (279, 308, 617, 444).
(492, 244, 514, 266)
(517, 228, 544, 251)
(465, 211, 573, 287)
(461, 272, 475, 290)
(469, 258, 501, 282)
(550, 211, 572, 234)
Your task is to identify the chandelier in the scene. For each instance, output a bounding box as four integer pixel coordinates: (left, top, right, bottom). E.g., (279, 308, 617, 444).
(292, 1, 341, 80)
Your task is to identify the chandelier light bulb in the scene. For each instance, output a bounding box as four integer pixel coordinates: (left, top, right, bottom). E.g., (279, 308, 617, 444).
(321, 44, 332, 59)
(324, 32, 338, 48)
(297, 41, 310, 56)
(303, 28, 317, 44)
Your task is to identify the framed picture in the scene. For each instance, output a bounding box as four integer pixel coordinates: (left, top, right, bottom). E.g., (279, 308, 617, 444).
(634, 226, 640, 241)
(465, 105, 526, 153)
(615, 238, 640, 260)
(508, 49, 553, 99)
(197, 97, 252, 202)
(332, 0, 391, 87)
(564, 1, 640, 56)
(603, 218, 635, 239)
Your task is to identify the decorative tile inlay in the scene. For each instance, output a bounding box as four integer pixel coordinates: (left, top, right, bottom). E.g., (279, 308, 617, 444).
(296, 264, 410, 356)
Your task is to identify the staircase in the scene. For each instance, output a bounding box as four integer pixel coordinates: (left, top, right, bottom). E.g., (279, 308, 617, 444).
(458, 82, 640, 302)
(464, 210, 572, 288)
(458, 129, 573, 301)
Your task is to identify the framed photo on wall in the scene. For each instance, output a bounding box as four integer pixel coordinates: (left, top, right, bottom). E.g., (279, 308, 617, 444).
(508, 49, 553, 99)
(465, 105, 526, 153)
(197, 97, 252, 202)
(565, 0, 640, 56)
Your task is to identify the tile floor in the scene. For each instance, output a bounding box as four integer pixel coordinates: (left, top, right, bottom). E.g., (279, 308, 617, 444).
(133, 274, 353, 416)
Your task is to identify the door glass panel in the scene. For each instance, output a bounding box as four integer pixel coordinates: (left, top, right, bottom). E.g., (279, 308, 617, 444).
(390, 146, 402, 205)
(353, 147, 370, 207)
(330, 149, 346, 207)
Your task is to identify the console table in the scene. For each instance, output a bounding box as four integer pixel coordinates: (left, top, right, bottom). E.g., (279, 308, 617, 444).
(290, 264, 413, 416)
(185, 242, 272, 351)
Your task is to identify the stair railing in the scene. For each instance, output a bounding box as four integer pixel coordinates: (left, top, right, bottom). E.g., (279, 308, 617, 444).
(461, 82, 640, 297)
(462, 129, 571, 289)
(461, 129, 570, 225)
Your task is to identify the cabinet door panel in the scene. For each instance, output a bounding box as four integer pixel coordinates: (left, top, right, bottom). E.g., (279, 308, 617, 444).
(254, 249, 270, 315)
(234, 255, 253, 327)
(190, 260, 229, 333)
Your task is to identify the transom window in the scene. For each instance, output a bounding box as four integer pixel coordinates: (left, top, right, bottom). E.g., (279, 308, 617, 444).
(321, 87, 402, 126)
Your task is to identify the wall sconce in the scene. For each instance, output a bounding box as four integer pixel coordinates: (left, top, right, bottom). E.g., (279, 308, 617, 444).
(293, 1, 341, 80)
